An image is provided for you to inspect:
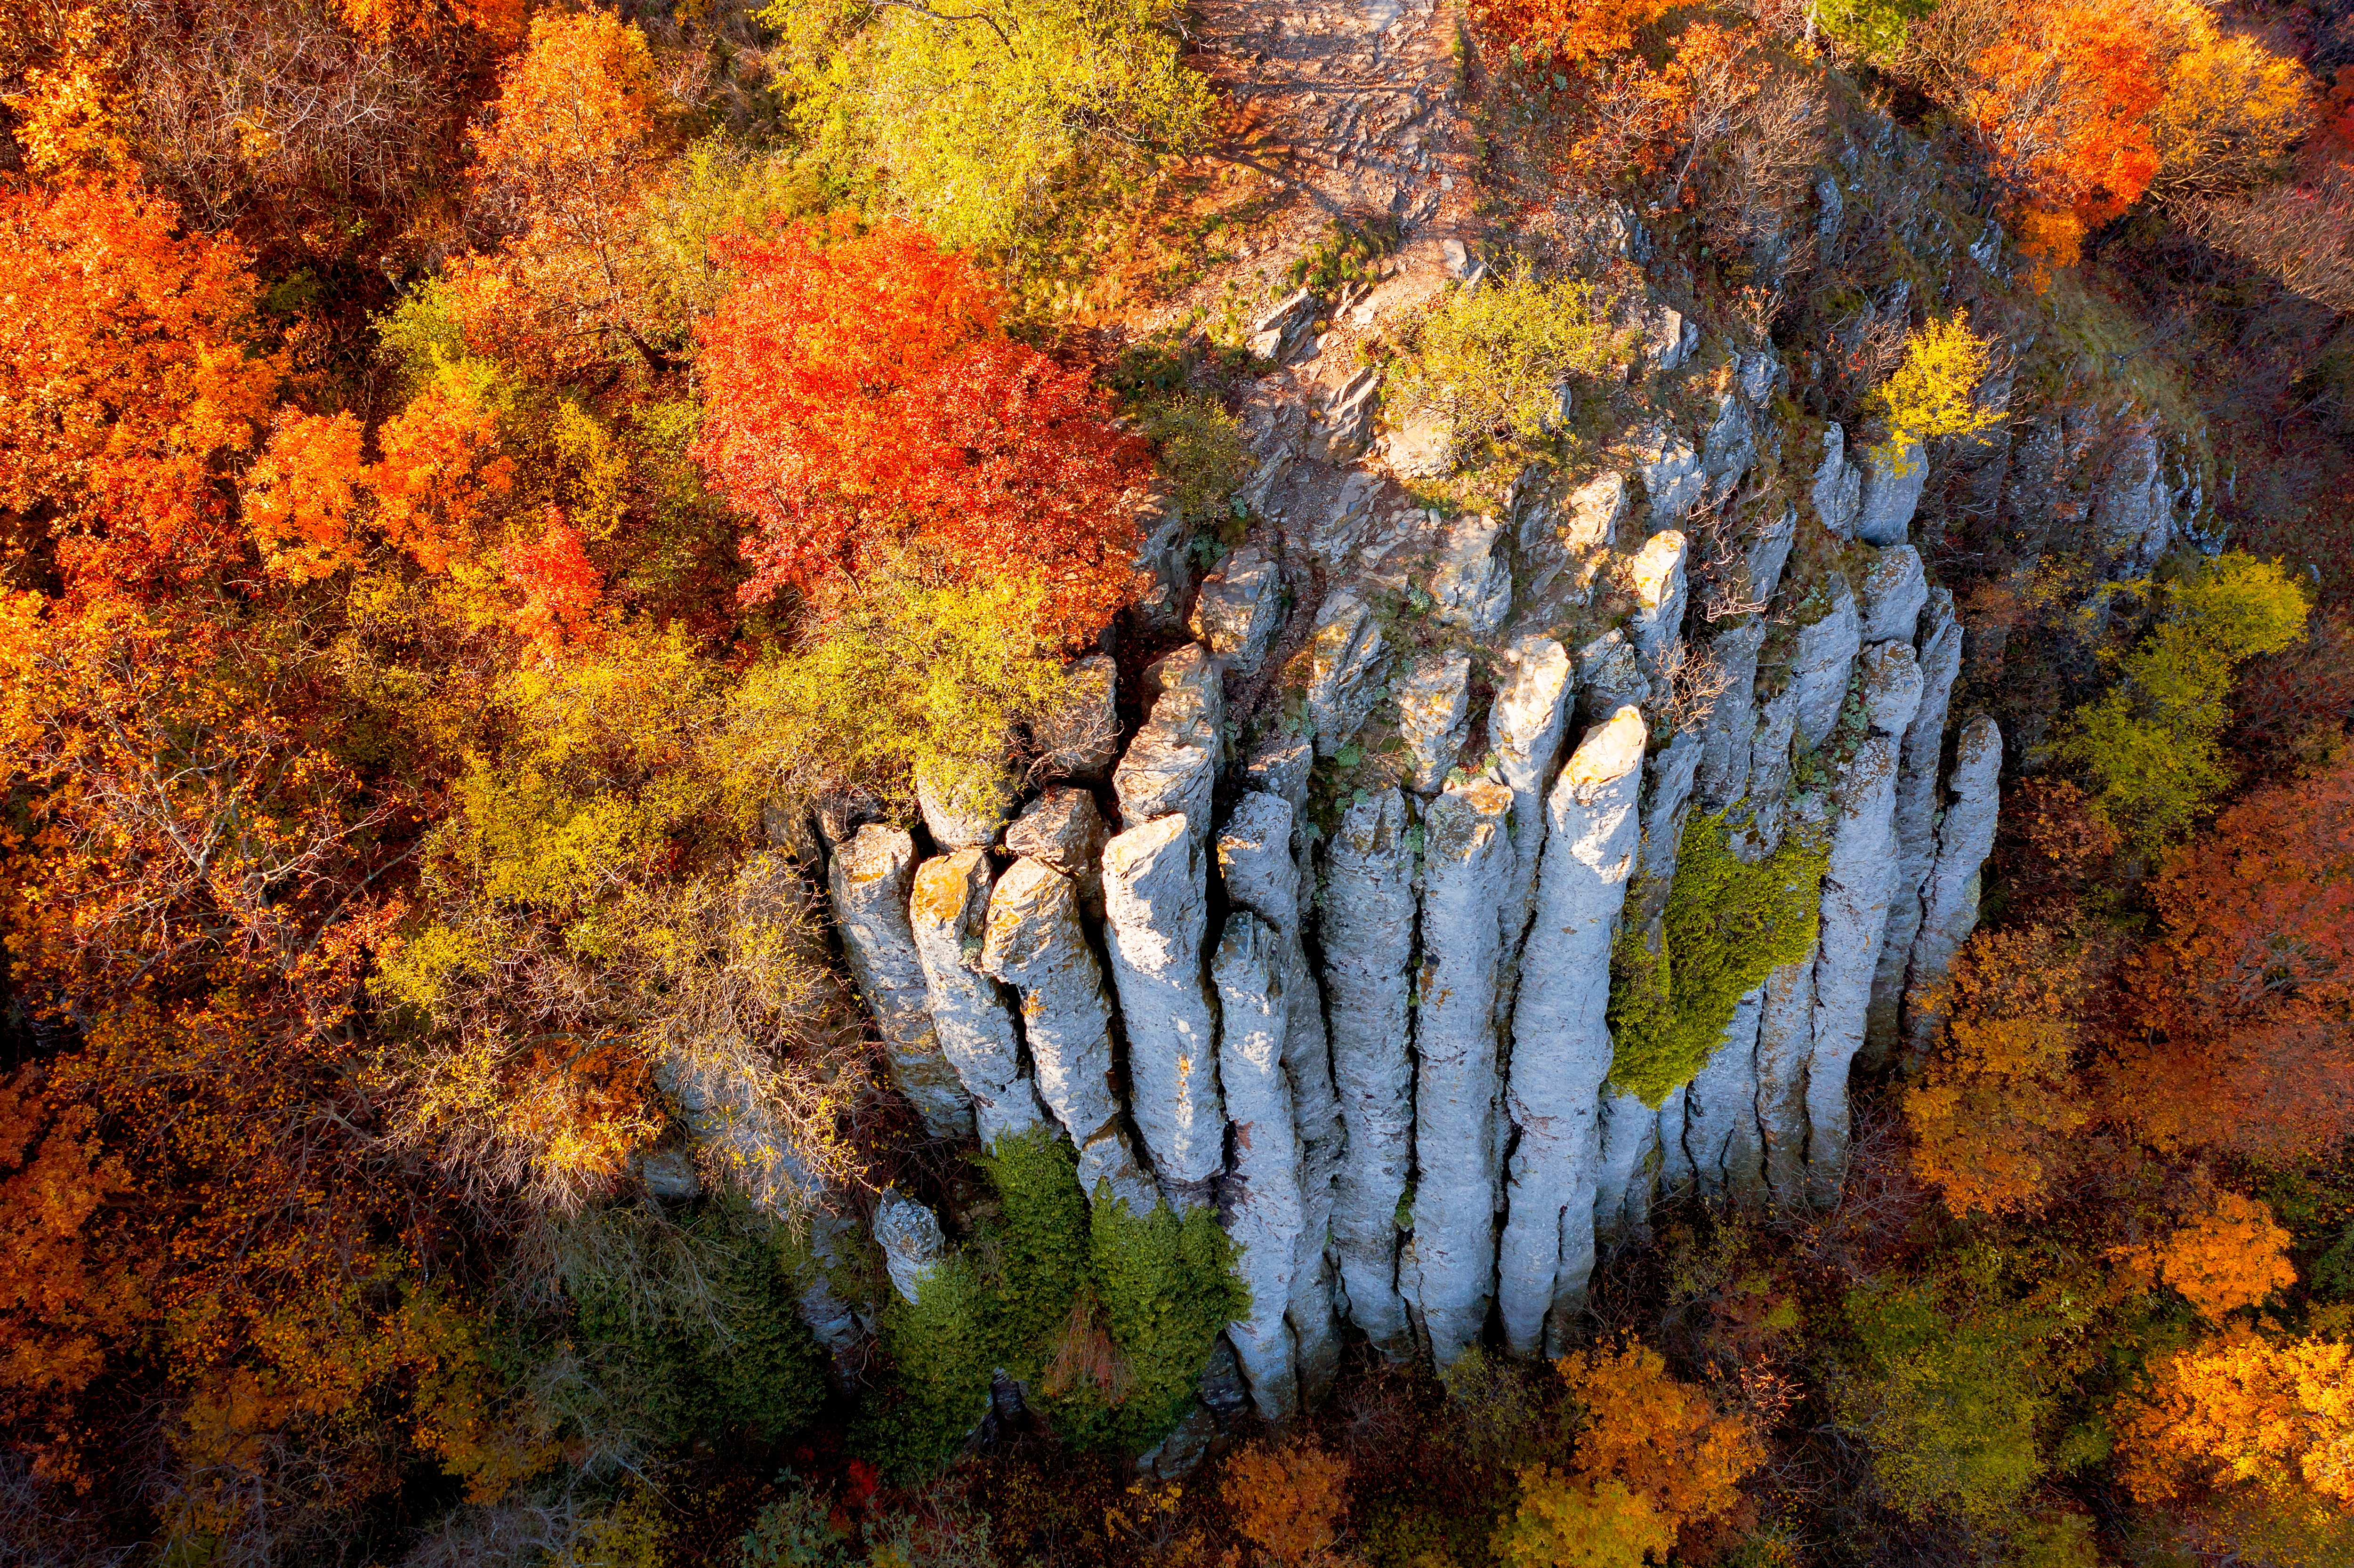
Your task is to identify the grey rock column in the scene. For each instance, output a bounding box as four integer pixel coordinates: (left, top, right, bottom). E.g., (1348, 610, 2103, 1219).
(875, 1190, 950, 1305)
(1397, 650, 1474, 794)
(1866, 590, 1962, 1062)
(980, 857, 1153, 1210)
(910, 849, 1048, 1146)
(1902, 716, 2003, 1061)
(1790, 579, 1863, 752)
(1803, 644, 1924, 1206)
(1683, 987, 1766, 1206)
(1627, 531, 1690, 683)
(1115, 644, 1225, 838)
(1754, 951, 1817, 1210)
(1212, 913, 1305, 1423)
(1491, 635, 1575, 1001)
(830, 825, 974, 1140)
(1217, 792, 1342, 1400)
(1306, 588, 1389, 757)
(1318, 787, 1419, 1356)
(1102, 814, 1224, 1197)
(1694, 619, 1766, 812)
(1497, 707, 1646, 1356)
(1401, 780, 1516, 1367)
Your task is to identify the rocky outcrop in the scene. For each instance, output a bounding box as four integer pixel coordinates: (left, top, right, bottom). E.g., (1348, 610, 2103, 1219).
(1627, 531, 1689, 679)
(1217, 792, 1343, 1400)
(1684, 988, 1767, 1206)
(1005, 787, 1109, 921)
(980, 857, 1150, 1210)
(1402, 780, 1516, 1367)
(1856, 441, 1928, 545)
(1115, 644, 1225, 837)
(875, 1190, 949, 1305)
(1305, 589, 1389, 758)
(830, 825, 974, 1140)
(1802, 643, 1924, 1205)
(1396, 650, 1474, 793)
(1191, 544, 1286, 675)
(1791, 579, 1863, 752)
(1319, 787, 1419, 1355)
(910, 850, 1047, 1147)
(1865, 590, 1961, 1063)
(1498, 707, 1646, 1355)
(1212, 913, 1306, 1422)
(1102, 814, 1224, 1197)
(1902, 715, 2004, 1060)
(1813, 425, 1862, 537)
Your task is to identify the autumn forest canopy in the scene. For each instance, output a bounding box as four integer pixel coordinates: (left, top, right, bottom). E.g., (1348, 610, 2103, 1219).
(1, 0, 2352, 1564)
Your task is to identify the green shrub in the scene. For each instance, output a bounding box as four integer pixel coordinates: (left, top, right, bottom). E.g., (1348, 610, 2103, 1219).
(1137, 394, 1252, 523)
(559, 1205, 830, 1453)
(1080, 1191, 1246, 1449)
(1606, 812, 1829, 1107)
(2058, 552, 2307, 848)
(1388, 270, 1626, 457)
(767, 0, 1214, 255)
(858, 1259, 999, 1475)
(738, 1474, 856, 1567)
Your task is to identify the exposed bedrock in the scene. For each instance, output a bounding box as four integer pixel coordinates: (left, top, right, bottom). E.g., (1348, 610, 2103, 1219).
(1684, 987, 1767, 1207)
(1190, 542, 1286, 676)
(979, 857, 1151, 1209)
(1498, 706, 1646, 1357)
(1402, 779, 1516, 1367)
(1212, 912, 1306, 1423)
(1491, 635, 1576, 974)
(1307, 588, 1390, 757)
(829, 824, 974, 1141)
(1115, 644, 1225, 838)
(1865, 590, 1963, 1064)
(1626, 530, 1690, 681)
(1397, 650, 1475, 794)
(1102, 814, 1225, 1196)
(909, 849, 1047, 1147)
(1217, 792, 1343, 1398)
(1791, 578, 1863, 753)
(1318, 786, 1419, 1356)
(1592, 1091, 1661, 1246)
(914, 761, 1014, 852)
(1903, 714, 2005, 1061)
(875, 1190, 950, 1305)
(1005, 786, 1110, 922)
(1803, 643, 1925, 1206)
(1694, 618, 1767, 812)
(1857, 441, 1929, 545)
(1813, 424, 1862, 538)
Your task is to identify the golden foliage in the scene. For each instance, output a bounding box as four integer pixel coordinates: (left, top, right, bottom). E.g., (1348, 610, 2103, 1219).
(1870, 311, 2002, 467)
(2115, 1188, 2299, 1320)
(1556, 1340, 1764, 1537)
(1492, 1467, 1675, 1568)
(2121, 1331, 2354, 1509)
(1905, 926, 2096, 1217)
(1220, 1437, 1354, 1566)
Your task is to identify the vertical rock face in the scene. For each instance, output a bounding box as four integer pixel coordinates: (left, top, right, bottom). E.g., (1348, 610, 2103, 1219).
(1319, 787, 1419, 1355)
(1791, 580, 1863, 753)
(1306, 588, 1390, 757)
(1498, 707, 1646, 1356)
(1403, 780, 1516, 1367)
(1856, 441, 1928, 545)
(1867, 591, 1962, 1061)
(1192, 543, 1286, 675)
(1684, 988, 1766, 1206)
(1591, 1090, 1661, 1244)
(1217, 791, 1343, 1400)
(979, 857, 1129, 1202)
(1745, 684, 1803, 854)
(1695, 619, 1767, 811)
(1397, 650, 1475, 793)
(1576, 630, 1652, 732)
(1430, 513, 1515, 635)
(1627, 531, 1691, 680)
(1803, 643, 1924, 1205)
(1116, 644, 1225, 837)
(1492, 635, 1575, 929)
(1903, 715, 2004, 1059)
(1754, 951, 1818, 1209)
(1857, 546, 1928, 644)
(1813, 424, 1862, 538)
(1006, 787, 1110, 921)
(910, 850, 1046, 1147)
(1102, 814, 1225, 1195)
(1212, 913, 1305, 1423)
(830, 825, 974, 1140)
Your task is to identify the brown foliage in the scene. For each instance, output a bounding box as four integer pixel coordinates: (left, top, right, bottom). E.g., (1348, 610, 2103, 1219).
(1219, 1437, 1353, 1567)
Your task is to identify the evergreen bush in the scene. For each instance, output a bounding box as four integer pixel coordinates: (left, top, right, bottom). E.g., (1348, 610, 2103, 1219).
(1606, 812, 1829, 1106)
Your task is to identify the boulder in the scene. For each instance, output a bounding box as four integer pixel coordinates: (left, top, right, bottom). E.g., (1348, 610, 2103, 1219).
(830, 825, 974, 1140)
(1306, 588, 1389, 758)
(1395, 650, 1474, 793)
(1318, 787, 1419, 1356)
(914, 760, 1014, 851)
(1311, 367, 1384, 465)
(1102, 814, 1224, 1195)
(1212, 913, 1306, 1423)
(1637, 425, 1706, 531)
(874, 1190, 949, 1305)
(910, 850, 1049, 1146)
(1190, 543, 1286, 676)
(1498, 707, 1646, 1356)
(1401, 780, 1516, 1366)
(1575, 630, 1651, 732)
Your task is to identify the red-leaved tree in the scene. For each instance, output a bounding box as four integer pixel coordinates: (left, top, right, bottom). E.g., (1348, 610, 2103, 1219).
(692, 221, 1146, 646)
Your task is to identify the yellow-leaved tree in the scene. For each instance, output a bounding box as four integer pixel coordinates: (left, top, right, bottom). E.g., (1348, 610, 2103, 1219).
(1870, 311, 2002, 472)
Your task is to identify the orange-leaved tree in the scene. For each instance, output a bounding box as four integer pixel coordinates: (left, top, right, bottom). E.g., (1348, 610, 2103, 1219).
(1963, 0, 2165, 227)
(0, 181, 279, 599)
(2114, 745, 2354, 1163)
(2120, 1330, 2354, 1545)
(1905, 924, 2100, 1217)
(693, 220, 1147, 645)
(1557, 1339, 1764, 1538)
(1220, 1436, 1354, 1566)
(2114, 1187, 2298, 1320)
